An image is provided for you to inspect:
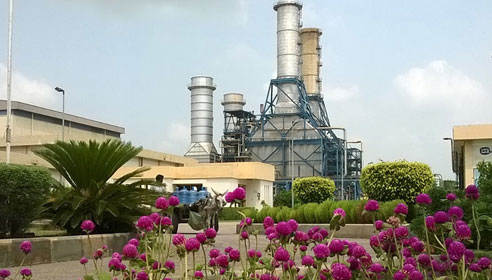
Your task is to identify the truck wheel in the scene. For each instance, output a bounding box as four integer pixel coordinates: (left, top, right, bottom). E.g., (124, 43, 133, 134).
(172, 211, 179, 234)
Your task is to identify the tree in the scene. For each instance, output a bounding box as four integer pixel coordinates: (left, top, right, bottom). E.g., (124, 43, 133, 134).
(35, 139, 158, 234)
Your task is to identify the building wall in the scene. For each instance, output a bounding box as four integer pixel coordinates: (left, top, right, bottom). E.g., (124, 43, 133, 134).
(463, 139, 492, 186)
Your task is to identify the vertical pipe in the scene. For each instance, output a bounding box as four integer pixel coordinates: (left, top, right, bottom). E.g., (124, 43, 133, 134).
(62, 91, 65, 141)
(6, 0, 14, 164)
(291, 137, 294, 208)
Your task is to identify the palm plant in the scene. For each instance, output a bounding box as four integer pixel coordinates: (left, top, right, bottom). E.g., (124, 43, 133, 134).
(35, 139, 159, 233)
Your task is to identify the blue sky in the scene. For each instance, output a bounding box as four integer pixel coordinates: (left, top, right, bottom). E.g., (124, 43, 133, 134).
(1, 0, 491, 179)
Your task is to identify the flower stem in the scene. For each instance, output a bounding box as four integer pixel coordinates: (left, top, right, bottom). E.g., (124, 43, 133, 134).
(202, 245, 209, 279)
(423, 220, 436, 279)
(87, 233, 99, 274)
(472, 203, 481, 251)
(12, 255, 25, 280)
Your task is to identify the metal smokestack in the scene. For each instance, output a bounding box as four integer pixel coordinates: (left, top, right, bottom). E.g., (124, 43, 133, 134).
(273, 0, 303, 114)
(300, 28, 322, 118)
(184, 76, 219, 163)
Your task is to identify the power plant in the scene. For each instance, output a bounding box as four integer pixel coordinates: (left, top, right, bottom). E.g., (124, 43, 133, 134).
(183, 0, 362, 199)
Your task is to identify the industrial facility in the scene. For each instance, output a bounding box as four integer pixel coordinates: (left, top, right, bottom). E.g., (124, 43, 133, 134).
(183, 0, 363, 199)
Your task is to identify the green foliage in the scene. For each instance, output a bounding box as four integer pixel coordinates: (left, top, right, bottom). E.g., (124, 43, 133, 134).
(267, 207, 282, 222)
(0, 164, 55, 238)
(477, 161, 492, 196)
(378, 199, 407, 220)
(256, 206, 271, 223)
(219, 207, 256, 220)
(303, 203, 319, 223)
(273, 190, 300, 207)
(360, 161, 434, 204)
(35, 139, 158, 234)
(293, 177, 335, 204)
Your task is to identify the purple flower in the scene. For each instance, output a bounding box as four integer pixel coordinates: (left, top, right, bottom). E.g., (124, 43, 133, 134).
(465, 185, 480, 200)
(80, 220, 95, 233)
(364, 200, 379, 211)
(80, 257, 88, 264)
(446, 193, 457, 201)
(263, 216, 274, 229)
(350, 245, 366, 258)
(161, 216, 172, 226)
(417, 254, 431, 266)
(20, 241, 32, 254)
(20, 268, 31, 277)
(168, 195, 180, 206)
(416, 193, 432, 205)
(216, 255, 229, 268)
(369, 263, 384, 273)
(136, 216, 154, 231)
(225, 192, 235, 203)
(374, 220, 384, 231)
(155, 197, 169, 210)
(301, 255, 314, 266)
(233, 187, 246, 201)
(0, 269, 10, 278)
(393, 271, 405, 280)
(395, 226, 409, 239)
(299, 245, 308, 251)
(205, 228, 217, 239)
(411, 241, 425, 253)
(136, 271, 149, 280)
(245, 217, 253, 226)
(240, 231, 249, 240)
(247, 249, 256, 259)
(333, 208, 346, 217)
(329, 239, 345, 254)
(108, 258, 123, 271)
(331, 263, 352, 280)
(288, 219, 298, 231)
(274, 247, 290, 262)
(455, 224, 472, 240)
(276, 221, 293, 236)
(469, 263, 482, 272)
(185, 238, 201, 252)
(319, 228, 329, 238)
(128, 238, 139, 247)
(394, 203, 408, 215)
(229, 249, 241, 261)
(196, 233, 207, 244)
(123, 244, 138, 259)
(152, 261, 161, 270)
(164, 260, 175, 270)
(209, 248, 220, 258)
(448, 206, 464, 220)
(369, 235, 379, 247)
(224, 246, 232, 253)
(425, 216, 436, 232)
(313, 244, 330, 259)
(294, 231, 308, 242)
(172, 234, 186, 246)
(409, 271, 423, 280)
(194, 271, 204, 279)
(448, 241, 466, 263)
(434, 211, 449, 224)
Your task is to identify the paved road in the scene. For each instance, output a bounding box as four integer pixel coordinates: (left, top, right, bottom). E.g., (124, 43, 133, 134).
(5, 222, 372, 280)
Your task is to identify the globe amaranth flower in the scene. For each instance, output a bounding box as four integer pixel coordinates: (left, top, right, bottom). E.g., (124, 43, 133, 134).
(216, 254, 229, 268)
(469, 263, 482, 272)
(373, 220, 384, 231)
(455, 224, 472, 240)
(409, 270, 424, 280)
(416, 193, 432, 205)
(196, 232, 207, 244)
(209, 248, 221, 258)
(164, 260, 175, 270)
(319, 228, 329, 238)
(80, 257, 88, 265)
(127, 238, 139, 247)
(365, 200, 379, 211)
(94, 249, 104, 259)
(394, 226, 409, 239)
(465, 184, 480, 200)
(288, 219, 299, 231)
(244, 217, 253, 226)
(425, 216, 436, 232)
(411, 241, 425, 253)
(394, 203, 408, 215)
(160, 216, 172, 227)
(205, 228, 217, 239)
(20, 241, 32, 254)
(123, 244, 139, 259)
(274, 247, 290, 262)
(240, 231, 249, 240)
(350, 245, 366, 258)
(229, 249, 241, 261)
(404, 257, 417, 267)
(329, 239, 345, 254)
(276, 221, 293, 236)
(330, 263, 352, 280)
(233, 186, 246, 200)
(136, 216, 154, 231)
(369, 235, 379, 247)
(108, 258, 123, 271)
(168, 195, 180, 206)
(185, 238, 201, 252)
(448, 206, 464, 220)
(0, 269, 10, 278)
(446, 193, 457, 201)
(301, 255, 314, 266)
(80, 220, 96, 233)
(393, 271, 405, 280)
(368, 263, 384, 273)
(447, 241, 466, 263)
(136, 271, 149, 280)
(434, 211, 449, 224)
(155, 197, 169, 210)
(225, 192, 235, 203)
(312, 232, 323, 242)
(294, 231, 308, 242)
(172, 234, 186, 246)
(313, 243, 330, 259)
(263, 216, 274, 229)
(20, 268, 31, 277)
(299, 245, 308, 252)
(194, 271, 204, 279)
(417, 254, 431, 266)
(464, 249, 475, 264)
(478, 257, 491, 269)
(333, 208, 346, 217)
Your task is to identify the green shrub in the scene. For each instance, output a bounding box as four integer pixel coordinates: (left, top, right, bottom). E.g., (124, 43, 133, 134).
(256, 206, 271, 222)
(219, 207, 256, 220)
(273, 190, 299, 207)
(318, 200, 334, 222)
(293, 177, 335, 204)
(378, 200, 407, 220)
(360, 161, 434, 204)
(295, 205, 307, 223)
(268, 207, 282, 222)
(0, 164, 55, 238)
(276, 207, 291, 221)
(242, 208, 258, 222)
(477, 161, 492, 196)
(303, 203, 319, 223)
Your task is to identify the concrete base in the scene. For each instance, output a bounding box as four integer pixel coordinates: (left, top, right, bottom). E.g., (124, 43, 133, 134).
(236, 223, 375, 239)
(1, 233, 133, 268)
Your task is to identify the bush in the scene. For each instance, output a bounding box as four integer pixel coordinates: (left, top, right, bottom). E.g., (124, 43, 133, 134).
(360, 161, 434, 204)
(0, 164, 55, 238)
(477, 161, 492, 196)
(293, 177, 335, 204)
(273, 190, 300, 207)
(219, 207, 256, 220)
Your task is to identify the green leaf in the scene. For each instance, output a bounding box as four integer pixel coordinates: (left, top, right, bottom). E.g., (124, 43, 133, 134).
(95, 272, 112, 280)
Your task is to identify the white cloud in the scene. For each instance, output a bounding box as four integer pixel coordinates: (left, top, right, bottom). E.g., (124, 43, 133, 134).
(323, 85, 359, 102)
(0, 64, 58, 108)
(158, 122, 190, 156)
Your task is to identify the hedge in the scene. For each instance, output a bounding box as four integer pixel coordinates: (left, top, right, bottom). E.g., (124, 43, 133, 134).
(360, 161, 434, 204)
(293, 177, 335, 204)
(242, 199, 409, 224)
(219, 207, 256, 220)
